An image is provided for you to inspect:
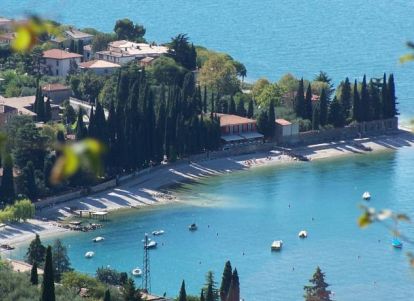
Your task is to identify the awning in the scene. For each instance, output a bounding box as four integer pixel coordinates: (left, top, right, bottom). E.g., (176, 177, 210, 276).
(221, 134, 245, 142)
(240, 132, 264, 139)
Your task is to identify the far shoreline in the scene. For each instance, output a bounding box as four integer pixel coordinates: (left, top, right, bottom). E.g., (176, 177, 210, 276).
(1, 129, 414, 252)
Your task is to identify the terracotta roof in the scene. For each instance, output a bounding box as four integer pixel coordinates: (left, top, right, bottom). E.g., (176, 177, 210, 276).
(43, 49, 82, 60)
(217, 113, 256, 127)
(275, 119, 292, 126)
(79, 60, 121, 69)
(0, 32, 15, 41)
(42, 83, 70, 92)
(0, 96, 36, 116)
(140, 57, 154, 63)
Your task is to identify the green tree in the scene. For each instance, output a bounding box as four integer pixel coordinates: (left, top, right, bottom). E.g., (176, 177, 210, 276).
(148, 56, 185, 86)
(339, 77, 352, 119)
(328, 96, 345, 128)
(122, 278, 141, 301)
(114, 18, 146, 42)
(200, 289, 205, 301)
(228, 96, 236, 114)
(319, 88, 328, 127)
(369, 80, 381, 120)
(30, 261, 39, 285)
(167, 34, 196, 70)
(52, 239, 72, 282)
(41, 246, 56, 301)
(21, 161, 37, 200)
(387, 73, 397, 118)
(295, 78, 306, 119)
(26, 234, 46, 265)
(226, 269, 239, 301)
(104, 289, 111, 301)
(0, 154, 15, 204)
(62, 100, 77, 125)
(305, 83, 313, 120)
(91, 33, 116, 52)
(352, 80, 362, 122)
(255, 83, 284, 108)
(179, 280, 187, 301)
(247, 99, 254, 118)
(268, 100, 276, 138)
(314, 71, 334, 100)
(13, 122, 46, 169)
(205, 271, 218, 301)
(220, 261, 232, 301)
(381, 73, 388, 119)
(75, 108, 86, 140)
(312, 104, 320, 131)
(44, 97, 52, 122)
(257, 110, 268, 137)
(304, 267, 332, 301)
(360, 75, 371, 121)
(236, 98, 246, 117)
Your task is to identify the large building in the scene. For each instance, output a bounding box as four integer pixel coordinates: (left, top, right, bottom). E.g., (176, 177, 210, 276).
(42, 49, 83, 77)
(96, 40, 168, 65)
(217, 113, 264, 145)
(79, 59, 121, 75)
(64, 28, 93, 44)
(42, 83, 71, 104)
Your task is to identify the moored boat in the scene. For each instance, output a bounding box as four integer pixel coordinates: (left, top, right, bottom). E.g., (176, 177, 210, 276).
(392, 238, 403, 249)
(189, 223, 198, 231)
(93, 236, 105, 242)
(152, 230, 165, 236)
(298, 230, 308, 238)
(362, 192, 371, 200)
(132, 267, 142, 277)
(144, 240, 157, 249)
(271, 240, 283, 251)
(85, 251, 95, 258)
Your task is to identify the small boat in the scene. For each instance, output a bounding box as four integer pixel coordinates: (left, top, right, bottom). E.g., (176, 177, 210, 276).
(362, 192, 371, 200)
(271, 240, 283, 251)
(144, 240, 157, 249)
(85, 251, 95, 258)
(392, 238, 403, 249)
(0, 244, 15, 250)
(298, 230, 308, 238)
(132, 267, 142, 277)
(152, 230, 165, 236)
(92, 236, 105, 243)
(189, 223, 198, 231)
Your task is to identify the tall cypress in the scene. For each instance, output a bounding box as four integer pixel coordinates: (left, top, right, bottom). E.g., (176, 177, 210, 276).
(41, 246, 55, 301)
(103, 289, 111, 301)
(381, 73, 388, 119)
(75, 108, 86, 140)
(236, 99, 246, 117)
(328, 96, 345, 128)
(369, 80, 381, 120)
(30, 261, 39, 285)
(305, 83, 313, 120)
(178, 280, 187, 301)
(268, 100, 276, 138)
(247, 99, 254, 118)
(0, 154, 15, 204)
(203, 86, 208, 113)
(295, 78, 305, 119)
(22, 161, 37, 201)
(339, 77, 352, 119)
(220, 261, 233, 301)
(387, 73, 397, 118)
(44, 97, 52, 122)
(352, 80, 362, 122)
(319, 88, 328, 127)
(360, 75, 370, 121)
(200, 289, 206, 301)
(226, 269, 240, 301)
(312, 103, 320, 130)
(229, 96, 236, 114)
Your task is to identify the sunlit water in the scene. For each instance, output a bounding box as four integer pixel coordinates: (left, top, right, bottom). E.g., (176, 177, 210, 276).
(2, 0, 414, 121)
(12, 148, 414, 300)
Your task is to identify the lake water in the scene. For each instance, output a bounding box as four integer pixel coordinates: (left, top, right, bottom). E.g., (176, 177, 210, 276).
(4, 1, 414, 300)
(12, 148, 414, 300)
(2, 0, 414, 121)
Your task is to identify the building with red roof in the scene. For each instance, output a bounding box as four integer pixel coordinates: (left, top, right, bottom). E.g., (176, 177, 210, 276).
(42, 49, 82, 77)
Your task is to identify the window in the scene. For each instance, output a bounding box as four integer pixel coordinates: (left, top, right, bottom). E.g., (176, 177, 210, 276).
(56, 69, 59, 76)
(56, 60, 59, 66)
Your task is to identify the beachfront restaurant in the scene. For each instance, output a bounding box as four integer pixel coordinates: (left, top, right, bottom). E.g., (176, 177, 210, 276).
(218, 113, 264, 147)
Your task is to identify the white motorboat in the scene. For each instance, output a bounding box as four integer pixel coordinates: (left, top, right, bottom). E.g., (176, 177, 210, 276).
(298, 230, 308, 238)
(152, 230, 165, 236)
(85, 251, 95, 258)
(144, 240, 157, 249)
(271, 240, 283, 251)
(189, 223, 198, 231)
(92, 236, 105, 243)
(362, 192, 371, 200)
(132, 267, 142, 277)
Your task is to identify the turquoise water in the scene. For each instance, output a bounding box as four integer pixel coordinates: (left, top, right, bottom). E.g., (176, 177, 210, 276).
(13, 148, 414, 300)
(2, 0, 414, 120)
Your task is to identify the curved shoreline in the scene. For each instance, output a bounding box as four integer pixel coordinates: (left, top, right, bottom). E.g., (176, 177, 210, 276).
(1, 130, 414, 251)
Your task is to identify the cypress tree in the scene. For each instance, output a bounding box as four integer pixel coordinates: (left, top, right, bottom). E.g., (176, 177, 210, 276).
(226, 269, 240, 301)
(236, 99, 246, 117)
(203, 86, 208, 113)
(229, 96, 236, 114)
(352, 80, 362, 122)
(179, 280, 187, 301)
(387, 73, 398, 118)
(319, 88, 328, 127)
(267, 100, 276, 138)
(339, 77, 352, 119)
(220, 261, 233, 301)
(37, 95, 45, 122)
(30, 261, 39, 285)
(304, 267, 332, 301)
(205, 271, 218, 301)
(0, 154, 15, 204)
(369, 80, 381, 120)
(360, 75, 370, 121)
(381, 73, 388, 119)
(305, 83, 313, 120)
(295, 78, 306, 119)
(75, 108, 86, 140)
(222, 100, 229, 114)
(312, 103, 320, 130)
(22, 161, 37, 201)
(104, 289, 111, 301)
(200, 289, 206, 301)
(44, 97, 52, 122)
(328, 96, 345, 128)
(211, 92, 215, 113)
(247, 99, 254, 118)
(88, 107, 96, 137)
(41, 246, 55, 301)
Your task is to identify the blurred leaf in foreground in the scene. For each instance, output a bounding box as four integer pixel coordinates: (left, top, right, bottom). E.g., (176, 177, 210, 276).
(50, 139, 104, 185)
(11, 16, 59, 52)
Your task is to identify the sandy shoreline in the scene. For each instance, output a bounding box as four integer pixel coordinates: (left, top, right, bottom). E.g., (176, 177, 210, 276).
(1, 129, 413, 250)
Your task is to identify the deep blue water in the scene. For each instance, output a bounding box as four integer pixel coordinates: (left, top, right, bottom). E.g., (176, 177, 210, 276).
(12, 148, 414, 300)
(2, 0, 414, 121)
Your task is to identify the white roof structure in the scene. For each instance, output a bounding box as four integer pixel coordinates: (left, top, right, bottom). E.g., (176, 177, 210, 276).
(240, 132, 264, 139)
(98, 40, 168, 59)
(79, 60, 121, 69)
